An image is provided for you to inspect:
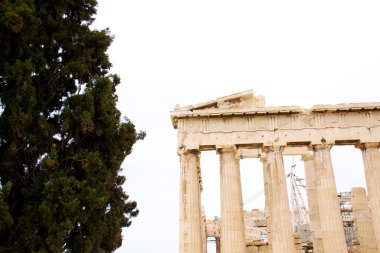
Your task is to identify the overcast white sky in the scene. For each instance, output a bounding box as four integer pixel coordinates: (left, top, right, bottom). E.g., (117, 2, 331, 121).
(92, 1, 380, 252)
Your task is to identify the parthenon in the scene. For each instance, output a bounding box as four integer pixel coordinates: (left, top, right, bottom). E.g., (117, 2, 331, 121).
(170, 90, 380, 253)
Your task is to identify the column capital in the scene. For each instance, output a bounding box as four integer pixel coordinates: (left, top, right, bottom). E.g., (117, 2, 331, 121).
(355, 142, 380, 151)
(216, 145, 237, 154)
(261, 144, 285, 153)
(177, 146, 200, 156)
(301, 153, 314, 161)
(310, 143, 332, 151)
(260, 152, 268, 163)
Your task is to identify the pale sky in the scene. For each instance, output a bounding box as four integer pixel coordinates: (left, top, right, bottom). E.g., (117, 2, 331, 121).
(92, 1, 380, 252)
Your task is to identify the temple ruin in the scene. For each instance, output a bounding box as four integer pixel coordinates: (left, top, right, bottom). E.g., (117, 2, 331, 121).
(170, 90, 380, 253)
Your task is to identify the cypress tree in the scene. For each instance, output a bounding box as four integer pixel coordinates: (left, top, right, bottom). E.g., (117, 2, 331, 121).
(0, 1, 144, 252)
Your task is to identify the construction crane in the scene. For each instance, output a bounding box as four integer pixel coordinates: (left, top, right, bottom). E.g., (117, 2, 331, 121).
(287, 164, 310, 230)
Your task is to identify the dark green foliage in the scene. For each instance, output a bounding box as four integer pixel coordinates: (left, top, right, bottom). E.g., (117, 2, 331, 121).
(0, 1, 144, 252)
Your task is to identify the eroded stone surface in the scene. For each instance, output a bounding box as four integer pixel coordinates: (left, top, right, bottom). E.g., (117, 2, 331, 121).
(172, 90, 380, 253)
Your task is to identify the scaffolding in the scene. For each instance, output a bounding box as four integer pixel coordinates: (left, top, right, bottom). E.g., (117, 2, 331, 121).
(287, 168, 358, 253)
(338, 191, 357, 251)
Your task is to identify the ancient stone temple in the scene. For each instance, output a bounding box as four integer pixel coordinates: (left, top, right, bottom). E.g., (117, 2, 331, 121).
(170, 90, 380, 253)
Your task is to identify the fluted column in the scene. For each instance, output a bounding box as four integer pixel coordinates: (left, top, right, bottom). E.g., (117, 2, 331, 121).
(351, 187, 377, 253)
(356, 142, 380, 251)
(218, 146, 246, 253)
(178, 148, 203, 253)
(216, 237, 221, 253)
(261, 155, 272, 252)
(262, 145, 297, 253)
(312, 144, 348, 253)
(201, 208, 207, 253)
(302, 154, 323, 253)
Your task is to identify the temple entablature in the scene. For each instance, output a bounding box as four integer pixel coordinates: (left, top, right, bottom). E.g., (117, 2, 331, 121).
(171, 90, 380, 150)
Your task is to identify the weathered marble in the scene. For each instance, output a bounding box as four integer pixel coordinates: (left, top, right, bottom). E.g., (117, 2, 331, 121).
(171, 90, 380, 253)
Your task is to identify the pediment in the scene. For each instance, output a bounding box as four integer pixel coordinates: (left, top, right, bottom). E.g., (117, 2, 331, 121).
(170, 89, 269, 128)
(173, 89, 265, 113)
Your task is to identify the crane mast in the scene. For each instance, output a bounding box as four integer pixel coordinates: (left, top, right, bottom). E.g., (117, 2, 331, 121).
(287, 165, 310, 231)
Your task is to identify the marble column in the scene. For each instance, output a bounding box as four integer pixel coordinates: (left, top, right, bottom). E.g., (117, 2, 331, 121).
(178, 148, 203, 253)
(312, 144, 348, 253)
(351, 187, 377, 253)
(262, 145, 297, 253)
(201, 208, 207, 253)
(302, 154, 323, 253)
(218, 146, 246, 253)
(356, 142, 380, 251)
(216, 237, 221, 253)
(261, 155, 272, 252)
